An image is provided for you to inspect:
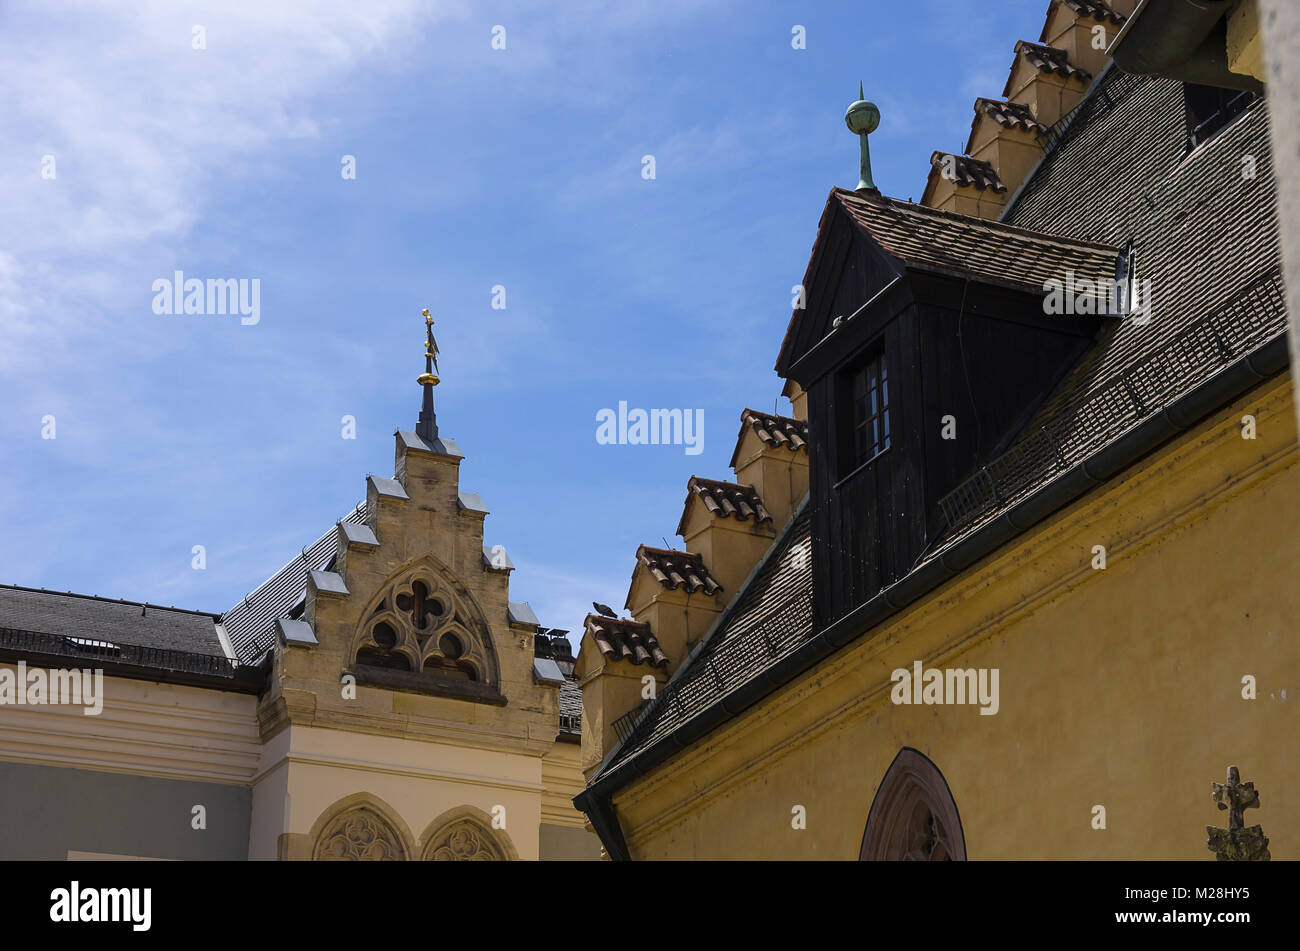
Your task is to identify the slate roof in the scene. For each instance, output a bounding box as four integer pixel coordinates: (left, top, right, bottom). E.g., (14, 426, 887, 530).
(589, 69, 1285, 789)
(534, 631, 582, 732)
(0, 584, 226, 657)
(585, 615, 669, 668)
(220, 504, 369, 662)
(832, 187, 1120, 295)
(630, 546, 722, 598)
(679, 477, 772, 529)
(929, 151, 1007, 192)
(930, 71, 1283, 549)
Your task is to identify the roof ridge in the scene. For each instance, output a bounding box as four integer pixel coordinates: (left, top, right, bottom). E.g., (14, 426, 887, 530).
(221, 502, 366, 618)
(0, 583, 220, 618)
(831, 187, 1119, 252)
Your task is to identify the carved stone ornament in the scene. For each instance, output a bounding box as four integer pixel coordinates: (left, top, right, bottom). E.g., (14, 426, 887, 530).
(1206, 765, 1270, 861)
(424, 819, 506, 861)
(315, 808, 407, 861)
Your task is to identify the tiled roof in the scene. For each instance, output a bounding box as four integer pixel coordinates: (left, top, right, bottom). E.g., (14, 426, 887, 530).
(1014, 40, 1092, 82)
(681, 477, 771, 526)
(834, 188, 1119, 294)
(974, 97, 1049, 134)
(1061, 0, 1125, 24)
(631, 546, 722, 597)
(585, 614, 669, 668)
(221, 503, 369, 662)
(0, 584, 226, 657)
(929, 151, 1007, 192)
(731, 408, 808, 459)
(591, 71, 1284, 790)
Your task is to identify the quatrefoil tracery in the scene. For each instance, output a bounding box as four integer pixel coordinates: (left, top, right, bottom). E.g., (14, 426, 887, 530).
(354, 567, 493, 683)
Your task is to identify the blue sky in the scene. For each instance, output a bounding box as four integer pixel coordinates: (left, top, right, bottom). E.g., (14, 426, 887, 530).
(0, 0, 1052, 645)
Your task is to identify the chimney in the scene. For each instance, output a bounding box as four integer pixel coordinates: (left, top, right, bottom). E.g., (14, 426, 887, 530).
(676, 476, 778, 602)
(781, 378, 809, 421)
(963, 98, 1049, 202)
(1005, 39, 1093, 128)
(575, 614, 669, 782)
(728, 409, 811, 532)
(1040, 1, 1128, 79)
(625, 545, 725, 665)
(921, 151, 1008, 218)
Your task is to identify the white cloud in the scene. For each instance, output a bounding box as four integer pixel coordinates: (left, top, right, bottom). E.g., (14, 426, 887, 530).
(0, 0, 460, 381)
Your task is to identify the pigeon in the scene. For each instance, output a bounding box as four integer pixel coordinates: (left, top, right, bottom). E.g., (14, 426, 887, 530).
(592, 601, 617, 618)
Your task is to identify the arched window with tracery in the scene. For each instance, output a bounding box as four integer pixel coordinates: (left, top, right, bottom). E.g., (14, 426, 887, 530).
(351, 559, 499, 692)
(313, 806, 408, 861)
(859, 748, 967, 861)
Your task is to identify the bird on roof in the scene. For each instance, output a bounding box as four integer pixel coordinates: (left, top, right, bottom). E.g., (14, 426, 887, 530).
(592, 601, 617, 618)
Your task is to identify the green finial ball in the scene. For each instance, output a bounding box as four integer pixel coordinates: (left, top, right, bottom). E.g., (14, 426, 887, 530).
(846, 96, 880, 136)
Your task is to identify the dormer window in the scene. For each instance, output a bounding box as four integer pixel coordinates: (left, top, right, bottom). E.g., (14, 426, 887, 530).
(1183, 84, 1258, 152)
(843, 350, 890, 475)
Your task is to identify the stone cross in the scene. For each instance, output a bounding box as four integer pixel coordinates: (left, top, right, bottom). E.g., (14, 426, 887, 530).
(1205, 765, 1270, 861)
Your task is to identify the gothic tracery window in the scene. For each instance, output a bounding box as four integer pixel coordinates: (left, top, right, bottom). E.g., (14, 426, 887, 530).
(352, 563, 496, 687)
(422, 818, 506, 861)
(314, 807, 407, 861)
(860, 748, 966, 861)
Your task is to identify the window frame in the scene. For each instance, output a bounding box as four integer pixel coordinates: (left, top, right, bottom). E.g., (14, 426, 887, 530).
(837, 344, 892, 481)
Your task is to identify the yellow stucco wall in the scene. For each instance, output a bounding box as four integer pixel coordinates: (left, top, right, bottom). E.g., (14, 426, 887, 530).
(612, 373, 1299, 860)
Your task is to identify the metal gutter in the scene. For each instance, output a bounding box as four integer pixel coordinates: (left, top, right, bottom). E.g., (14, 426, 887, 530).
(1106, 0, 1261, 93)
(575, 333, 1289, 857)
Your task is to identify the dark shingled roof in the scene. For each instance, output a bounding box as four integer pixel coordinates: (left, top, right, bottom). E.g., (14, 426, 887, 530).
(932, 70, 1283, 550)
(589, 69, 1284, 790)
(630, 546, 721, 598)
(679, 477, 772, 529)
(929, 151, 1008, 193)
(585, 615, 669, 668)
(220, 503, 368, 662)
(833, 188, 1119, 295)
(0, 584, 226, 657)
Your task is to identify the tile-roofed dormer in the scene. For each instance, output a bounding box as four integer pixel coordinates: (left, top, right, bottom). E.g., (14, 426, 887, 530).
(959, 99, 1050, 216)
(1039, 1, 1130, 84)
(1003, 38, 1093, 130)
(678, 477, 772, 531)
(974, 97, 1049, 135)
(728, 407, 811, 534)
(1012, 40, 1092, 83)
(731, 409, 809, 463)
(1060, 0, 1125, 25)
(632, 545, 723, 597)
(928, 152, 1007, 193)
(584, 614, 669, 668)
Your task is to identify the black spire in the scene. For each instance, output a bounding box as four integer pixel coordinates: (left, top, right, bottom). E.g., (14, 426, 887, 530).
(416, 308, 440, 441)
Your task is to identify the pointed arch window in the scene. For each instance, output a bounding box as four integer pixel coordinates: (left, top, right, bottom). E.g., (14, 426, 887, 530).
(350, 560, 503, 702)
(860, 748, 967, 861)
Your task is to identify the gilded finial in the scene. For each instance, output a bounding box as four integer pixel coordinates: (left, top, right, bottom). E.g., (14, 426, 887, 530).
(416, 307, 440, 440)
